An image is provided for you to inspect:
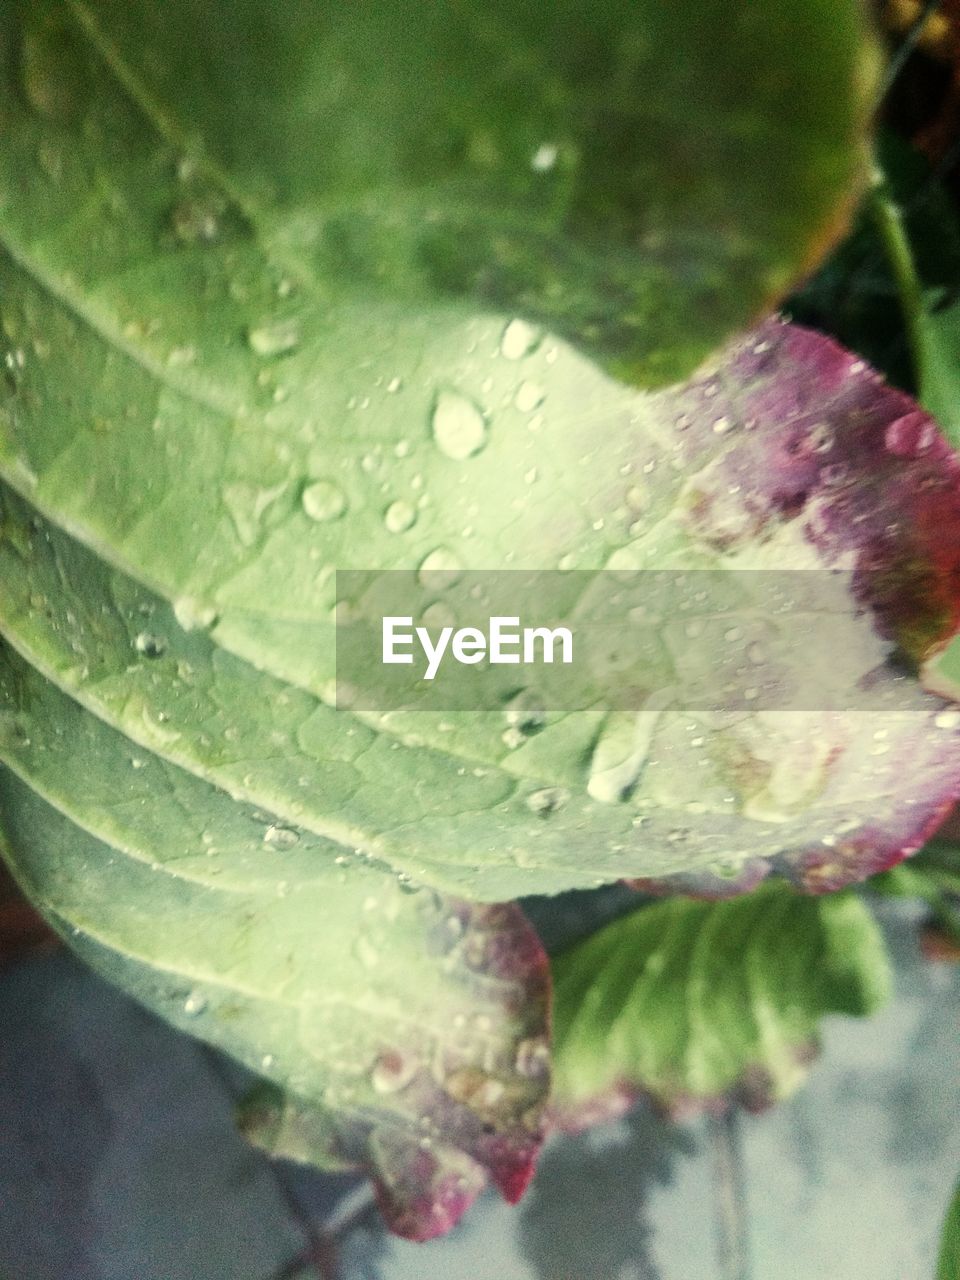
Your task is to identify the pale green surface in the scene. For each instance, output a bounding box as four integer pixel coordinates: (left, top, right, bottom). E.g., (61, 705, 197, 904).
(0, 0, 907, 906)
(0, 640, 548, 1177)
(0, 0, 873, 695)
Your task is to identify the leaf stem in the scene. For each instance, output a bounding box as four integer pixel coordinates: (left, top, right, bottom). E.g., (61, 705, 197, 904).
(869, 165, 927, 388)
(708, 1108, 753, 1280)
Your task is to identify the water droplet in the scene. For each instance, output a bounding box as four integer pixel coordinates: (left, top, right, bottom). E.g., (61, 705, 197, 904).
(587, 694, 672, 803)
(247, 319, 301, 358)
(173, 597, 218, 632)
(884, 412, 936, 457)
(169, 192, 227, 244)
(712, 416, 732, 435)
(514, 380, 545, 413)
(935, 708, 960, 729)
(502, 727, 526, 750)
(504, 688, 546, 734)
(384, 499, 417, 533)
(386, 376, 403, 393)
(806, 422, 833, 453)
(514, 1036, 550, 1079)
(371, 1050, 418, 1094)
(418, 548, 463, 590)
(531, 143, 559, 172)
(134, 632, 167, 659)
(302, 479, 346, 522)
(421, 600, 457, 631)
(500, 319, 541, 360)
(183, 991, 207, 1017)
(263, 824, 300, 849)
(432, 390, 487, 461)
(525, 786, 568, 816)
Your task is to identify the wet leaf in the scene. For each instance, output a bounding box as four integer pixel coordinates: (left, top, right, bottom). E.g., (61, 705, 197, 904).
(0, 646, 549, 1241)
(0, 0, 948, 1241)
(550, 883, 892, 1126)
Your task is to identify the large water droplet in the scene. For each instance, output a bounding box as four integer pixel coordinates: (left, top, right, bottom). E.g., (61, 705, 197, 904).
(263, 824, 300, 849)
(587, 691, 673, 804)
(504, 688, 546, 734)
(524, 786, 568, 816)
(432, 390, 487, 461)
(302, 479, 346, 522)
(884, 412, 935, 457)
(500, 319, 541, 360)
(183, 990, 207, 1017)
(134, 631, 167, 659)
(384, 499, 417, 533)
(514, 380, 545, 413)
(173, 597, 218, 632)
(418, 548, 463, 590)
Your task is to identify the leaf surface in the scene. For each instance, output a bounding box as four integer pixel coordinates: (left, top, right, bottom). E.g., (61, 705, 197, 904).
(549, 884, 891, 1126)
(0, 643, 550, 1241)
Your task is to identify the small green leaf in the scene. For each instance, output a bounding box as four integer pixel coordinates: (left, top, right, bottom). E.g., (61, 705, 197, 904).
(919, 300, 960, 448)
(550, 884, 892, 1122)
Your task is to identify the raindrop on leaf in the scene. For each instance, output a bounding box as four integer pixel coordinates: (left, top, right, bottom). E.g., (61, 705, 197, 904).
(302, 479, 347, 522)
(432, 390, 487, 461)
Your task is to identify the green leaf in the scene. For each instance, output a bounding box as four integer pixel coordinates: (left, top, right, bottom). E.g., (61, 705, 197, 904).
(0, 640, 551, 1241)
(918, 300, 960, 448)
(1, 0, 874, 390)
(550, 883, 892, 1123)
(1, 0, 939, 908)
(939, 1176, 960, 1280)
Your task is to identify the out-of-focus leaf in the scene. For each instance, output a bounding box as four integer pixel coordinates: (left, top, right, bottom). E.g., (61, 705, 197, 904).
(0, 0, 874, 391)
(550, 884, 892, 1127)
(917, 300, 960, 446)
